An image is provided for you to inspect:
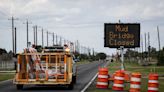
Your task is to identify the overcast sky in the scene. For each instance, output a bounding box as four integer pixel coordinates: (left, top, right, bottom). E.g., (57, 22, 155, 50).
(0, 0, 164, 55)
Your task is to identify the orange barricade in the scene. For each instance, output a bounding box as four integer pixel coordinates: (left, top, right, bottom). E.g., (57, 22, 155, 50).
(129, 72, 141, 92)
(112, 70, 125, 91)
(148, 73, 159, 92)
(96, 67, 109, 89)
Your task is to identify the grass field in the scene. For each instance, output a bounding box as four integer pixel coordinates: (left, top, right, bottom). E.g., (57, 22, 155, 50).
(86, 61, 164, 92)
(0, 73, 14, 82)
(76, 60, 91, 65)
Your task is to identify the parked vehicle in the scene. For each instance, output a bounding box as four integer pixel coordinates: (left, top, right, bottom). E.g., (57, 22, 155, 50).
(13, 45, 77, 90)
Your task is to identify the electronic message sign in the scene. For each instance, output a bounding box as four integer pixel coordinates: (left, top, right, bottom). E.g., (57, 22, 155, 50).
(104, 23, 140, 48)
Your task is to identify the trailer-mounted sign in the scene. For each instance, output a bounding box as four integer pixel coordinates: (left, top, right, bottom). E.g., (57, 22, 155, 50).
(104, 23, 140, 48)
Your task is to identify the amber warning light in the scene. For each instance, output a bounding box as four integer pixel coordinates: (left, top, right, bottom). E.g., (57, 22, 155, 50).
(104, 23, 140, 48)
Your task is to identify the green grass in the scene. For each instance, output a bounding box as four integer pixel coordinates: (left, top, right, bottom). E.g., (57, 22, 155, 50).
(0, 73, 14, 82)
(86, 61, 164, 92)
(76, 60, 90, 65)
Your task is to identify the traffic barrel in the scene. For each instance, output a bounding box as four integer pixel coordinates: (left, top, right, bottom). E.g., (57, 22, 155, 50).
(129, 72, 141, 92)
(112, 70, 125, 91)
(148, 73, 159, 92)
(96, 67, 109, 89)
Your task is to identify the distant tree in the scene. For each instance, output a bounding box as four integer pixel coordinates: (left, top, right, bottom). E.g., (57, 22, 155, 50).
(157, 47, 164, 66)
(0, 48, 7, 55)
(80, 54, 89, 60)
(96, 52, 107, 60)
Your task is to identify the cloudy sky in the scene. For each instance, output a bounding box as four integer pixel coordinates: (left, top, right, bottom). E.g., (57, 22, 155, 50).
(0, 0, 164, 55)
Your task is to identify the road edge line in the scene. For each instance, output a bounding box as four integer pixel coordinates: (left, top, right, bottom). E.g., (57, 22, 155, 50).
(81, 61, 110, 92)
(80, 73, 98, 92)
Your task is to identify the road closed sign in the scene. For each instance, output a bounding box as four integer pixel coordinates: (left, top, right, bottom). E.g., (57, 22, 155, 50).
(104, 23, 140, 48)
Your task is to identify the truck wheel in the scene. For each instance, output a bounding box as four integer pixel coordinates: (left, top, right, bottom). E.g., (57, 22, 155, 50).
(16, 84, 23, 90)
(73, 76, 76, 84)
(68, 81, 74, 90)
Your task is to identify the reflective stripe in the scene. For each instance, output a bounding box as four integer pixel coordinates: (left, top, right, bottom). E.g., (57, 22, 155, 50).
(115, 76, 124, 80)
(113, 83, 124, 87)
(55, 61, 58, 73)
(97, 82, 108, 85)
(46, 63, 48, 70)
(149, 80, 158, 83)
(98, 75, 108, 78)
(64, 63, 66, 72)
(27, 63, 30, 72)
(148, 87, 158, 91)
(130, 84, 140, 88)
(17, 64, 20, 72)
(131, 77, 141, 82)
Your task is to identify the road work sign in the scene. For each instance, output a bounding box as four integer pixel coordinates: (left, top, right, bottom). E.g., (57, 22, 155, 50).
(104, 23, 140, 48)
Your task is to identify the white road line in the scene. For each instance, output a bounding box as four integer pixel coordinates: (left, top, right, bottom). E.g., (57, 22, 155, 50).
(81, 61, 110, 92)
(80, 73, 98, 92)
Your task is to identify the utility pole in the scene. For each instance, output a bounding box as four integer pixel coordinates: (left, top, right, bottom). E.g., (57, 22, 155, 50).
(148, 32, 150, 62)
(145, 33, 147, 52)
(47, 31, 48, 46)
(42, 28, 44, 47)
(145, 33, 147, 62)
(33, 26, 36, 45)
(23, 20, 32, 47)
(8, 16, 18, 54)
(60, 36, 62, 46)
(53, 33, 54, 46)
(141, 35, 144, 60)
(157, 26, 161, 51)
(14, 27, 17, 54)
(35, 25, 38, 45)
(56, 34, 58, 45)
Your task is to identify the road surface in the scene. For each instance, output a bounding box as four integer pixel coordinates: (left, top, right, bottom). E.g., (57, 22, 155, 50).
(0, 61, 107, 92)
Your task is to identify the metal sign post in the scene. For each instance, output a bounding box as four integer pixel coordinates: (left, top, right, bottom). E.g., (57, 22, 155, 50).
(120, 46, 124, 70)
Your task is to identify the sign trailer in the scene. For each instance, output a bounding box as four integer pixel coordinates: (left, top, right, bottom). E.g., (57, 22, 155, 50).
(104, 23, 140, 70)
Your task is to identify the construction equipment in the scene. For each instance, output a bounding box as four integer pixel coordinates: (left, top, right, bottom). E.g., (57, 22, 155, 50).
(13, 45, 77, 90)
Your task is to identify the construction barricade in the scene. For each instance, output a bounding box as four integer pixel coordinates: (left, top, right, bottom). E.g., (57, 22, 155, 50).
(96, 67, 109, 89)
(129, 72, 141, 92)
(112, 70, 125, 91)
(148, 73, 159, 92)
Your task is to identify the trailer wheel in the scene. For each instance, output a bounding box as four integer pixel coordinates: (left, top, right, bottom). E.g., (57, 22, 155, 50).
(68, 81, 74, 90)
(16, 84, 23, 90)
(72, 76, 76, 84)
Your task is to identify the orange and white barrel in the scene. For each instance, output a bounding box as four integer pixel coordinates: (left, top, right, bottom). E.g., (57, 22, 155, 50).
(96, 67, 109, 89)
(129, 72, 141, 92)
(112, 70, 125, 91)
(148, 73, 159, 92)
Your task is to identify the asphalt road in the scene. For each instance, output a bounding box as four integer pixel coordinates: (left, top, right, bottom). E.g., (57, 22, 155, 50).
(0, 61, 107, 92)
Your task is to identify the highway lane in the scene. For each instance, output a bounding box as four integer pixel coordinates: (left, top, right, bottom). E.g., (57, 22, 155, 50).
(0, 61, 107, 92)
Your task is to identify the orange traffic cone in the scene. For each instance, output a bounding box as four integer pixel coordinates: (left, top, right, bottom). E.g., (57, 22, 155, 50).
(148, 73, 159, 92)
(112, 70, 125, 91)
(129, 72, 141, 92)
(96, 67, 109, 89)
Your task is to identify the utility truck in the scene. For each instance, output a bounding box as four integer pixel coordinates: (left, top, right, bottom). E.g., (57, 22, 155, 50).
(13, 45, 77, 90)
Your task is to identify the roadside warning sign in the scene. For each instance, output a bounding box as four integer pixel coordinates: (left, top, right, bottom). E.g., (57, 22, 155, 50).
(104, 23, 140, 48)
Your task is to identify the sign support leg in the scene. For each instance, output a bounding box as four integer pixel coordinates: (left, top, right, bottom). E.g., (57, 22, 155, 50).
(120, 46, 125, 70)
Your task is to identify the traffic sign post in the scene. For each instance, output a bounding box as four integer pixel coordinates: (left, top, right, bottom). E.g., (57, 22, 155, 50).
(104, 23, 140, 70)
(120, 46, 124, 70)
